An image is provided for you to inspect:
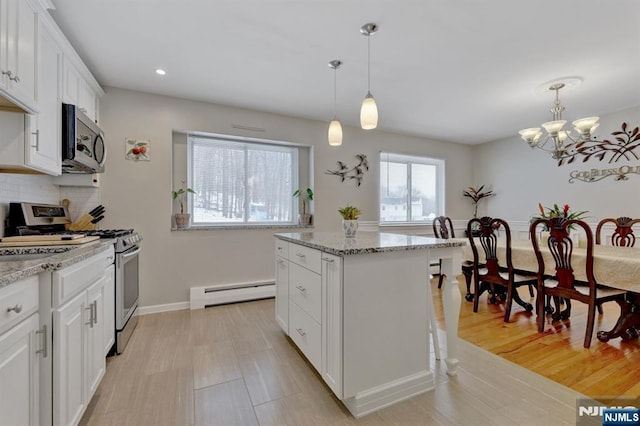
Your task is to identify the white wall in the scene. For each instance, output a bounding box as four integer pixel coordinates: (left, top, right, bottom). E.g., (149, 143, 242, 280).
(473, 105, 640, 223)
(98, 87, 475, 307)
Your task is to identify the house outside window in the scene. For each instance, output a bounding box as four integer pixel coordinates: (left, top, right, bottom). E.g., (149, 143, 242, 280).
(379, 152, 445, 224)
(187, 134, 302, 225)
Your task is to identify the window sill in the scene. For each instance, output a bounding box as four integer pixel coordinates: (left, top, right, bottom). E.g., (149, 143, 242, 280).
(171, 224, 314, 231)
(379, 222, 432, 228)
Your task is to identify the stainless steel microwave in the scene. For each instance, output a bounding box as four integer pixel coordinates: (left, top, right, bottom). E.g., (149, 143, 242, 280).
(61, 103, 106, 173)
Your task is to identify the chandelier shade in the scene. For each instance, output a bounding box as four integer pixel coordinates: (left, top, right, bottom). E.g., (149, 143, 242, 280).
(519, 82, 599, 160)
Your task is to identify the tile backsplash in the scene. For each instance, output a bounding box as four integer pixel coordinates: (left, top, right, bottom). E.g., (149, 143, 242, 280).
(0, 174, 101, 236)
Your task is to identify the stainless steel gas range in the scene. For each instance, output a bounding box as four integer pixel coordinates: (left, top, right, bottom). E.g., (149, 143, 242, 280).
(6, 202, 142, 354)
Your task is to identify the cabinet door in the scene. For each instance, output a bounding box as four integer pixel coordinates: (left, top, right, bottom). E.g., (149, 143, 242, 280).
(0, 0, 38, 108)
(103, 264, 115, 356)
(27, 23, 62, 175)
(0, 313, 40, 426)
(79, 80, 96, 122)
(53, 291, 86, 426)
(85, 276, 105, 401)
(321, 253, 343, 398)
(275, 256, 289, 332)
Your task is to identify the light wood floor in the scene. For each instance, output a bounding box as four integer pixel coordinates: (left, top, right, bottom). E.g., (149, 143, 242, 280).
(443, 278, 640, 407)
(80, 278, 589, 426)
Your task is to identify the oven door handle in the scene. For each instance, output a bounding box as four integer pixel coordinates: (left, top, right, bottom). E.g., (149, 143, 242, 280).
(120, 247, 141, 259)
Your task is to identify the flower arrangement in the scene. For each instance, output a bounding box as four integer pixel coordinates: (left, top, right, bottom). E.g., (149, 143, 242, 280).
(463, 185, 494, 218)
(531, 203, 588, 230)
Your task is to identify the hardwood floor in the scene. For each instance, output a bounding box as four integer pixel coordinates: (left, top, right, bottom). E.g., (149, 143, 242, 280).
(82, 280, 597, 425)
(442, 278, 640, 407)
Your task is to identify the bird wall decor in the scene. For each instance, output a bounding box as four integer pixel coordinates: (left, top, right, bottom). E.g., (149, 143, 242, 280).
(325, 154, 369, 187)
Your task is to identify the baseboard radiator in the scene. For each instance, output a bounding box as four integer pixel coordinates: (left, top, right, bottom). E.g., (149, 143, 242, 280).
(189, 280, 275, 309)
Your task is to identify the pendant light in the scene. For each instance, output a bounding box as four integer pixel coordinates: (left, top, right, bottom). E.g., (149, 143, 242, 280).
(360, 23, 378, 130)
(328, 60, 343, 146)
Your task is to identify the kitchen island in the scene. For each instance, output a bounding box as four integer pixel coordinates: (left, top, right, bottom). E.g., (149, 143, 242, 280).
(274, 231, 465, 417)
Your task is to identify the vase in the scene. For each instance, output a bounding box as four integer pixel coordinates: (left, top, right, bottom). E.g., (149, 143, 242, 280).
(342, 219, 358, 238)
(174, 213, 190, 229)
(298, 213, 312, 226)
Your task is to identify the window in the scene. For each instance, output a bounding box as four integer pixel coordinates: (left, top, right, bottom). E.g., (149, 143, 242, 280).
(187, 134, 301, 225)
(379, 152, 444, 224)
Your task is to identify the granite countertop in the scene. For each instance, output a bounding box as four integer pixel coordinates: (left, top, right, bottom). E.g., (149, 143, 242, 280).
(0, 240, 114, 288)
(274, 231, 466, 256)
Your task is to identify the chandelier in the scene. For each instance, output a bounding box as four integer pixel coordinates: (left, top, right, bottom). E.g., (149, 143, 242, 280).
(518, 82, 600, 160)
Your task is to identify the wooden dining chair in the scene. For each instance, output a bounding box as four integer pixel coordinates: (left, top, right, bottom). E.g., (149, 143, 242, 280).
(530, 217, 626, 348)
(595, 217, 640, 247)
(467, 217, 536, 322)
(432, 216, 475, 301)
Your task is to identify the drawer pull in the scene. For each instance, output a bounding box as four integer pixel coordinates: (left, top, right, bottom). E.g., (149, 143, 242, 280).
(296, 328, 306, 337)
(322, 258, 335, 263)
(36, 325, 48, 358)
(6, 304, 22, 314)
(277, 246, 283, 251)
(85, 305, 94, 328)
(277, 259, 285, 265)
(295, 285, 306, 293)
(295, 253, 306, 258)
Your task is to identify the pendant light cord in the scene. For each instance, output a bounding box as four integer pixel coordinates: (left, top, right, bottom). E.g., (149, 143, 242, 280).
(367, 35, 371, 93)
(334, 67, 337, 118)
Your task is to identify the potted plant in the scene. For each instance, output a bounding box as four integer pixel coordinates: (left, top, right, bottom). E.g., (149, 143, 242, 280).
(293, 188, 314, 225)
(172, 181, 196, 229)
(463, 185, 494, 237)
(338, 205, 361, 237)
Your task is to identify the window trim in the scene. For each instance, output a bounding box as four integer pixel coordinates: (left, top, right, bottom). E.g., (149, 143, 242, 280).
(379, 151, 445, 226)
(185, 132, 304, 227)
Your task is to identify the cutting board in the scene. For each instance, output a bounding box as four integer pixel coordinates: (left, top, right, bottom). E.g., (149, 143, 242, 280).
(0, 235, 100, 247)
(0, 234, 86, 242)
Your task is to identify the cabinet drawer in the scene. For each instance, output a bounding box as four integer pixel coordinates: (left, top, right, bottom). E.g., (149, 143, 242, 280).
(289, 301, 321, 371)
(53, 250, 110, 307)
(0, 275, 38, 334)
(288, 243, 321, 274)
(275, 239, 289, 258)
(289, 262, 321, 322)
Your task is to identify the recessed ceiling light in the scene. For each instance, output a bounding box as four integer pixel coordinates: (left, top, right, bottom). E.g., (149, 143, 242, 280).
(155, 68, 166, 76)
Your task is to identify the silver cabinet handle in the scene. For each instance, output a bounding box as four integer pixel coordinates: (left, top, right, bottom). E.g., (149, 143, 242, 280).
(9, 74, 20, 83)
(322, 257, 335, 263)
(295, 328, 306, 337)
(295, 285, 306, 293)
(31, 129, 39, 150)
(295, 253, 306, 258)
(85, 305, 94, 328)
(80, 107, 87, 113)
(7, 304, 22, 313)
(277, 246, 283, 251)
(277, 259, 285, 265)
(92, 301, 98, 325)
(36, 325, 48, 358)
(1, 70, 12, 78)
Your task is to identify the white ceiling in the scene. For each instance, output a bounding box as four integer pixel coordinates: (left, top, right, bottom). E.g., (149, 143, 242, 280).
(49, 0, 640, 145)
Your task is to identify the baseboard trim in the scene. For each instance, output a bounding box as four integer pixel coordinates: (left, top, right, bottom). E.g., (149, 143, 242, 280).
(137, 301, 190, 315)
(342, 370, 435, 418)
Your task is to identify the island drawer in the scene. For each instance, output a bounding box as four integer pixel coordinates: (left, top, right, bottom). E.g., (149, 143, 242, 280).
(288, 243, 321, 273)
(289, 300, 321, 370)
(288, 262, 321, 322)
(275, 239, 289, 258)
(0, 275, 38, 334)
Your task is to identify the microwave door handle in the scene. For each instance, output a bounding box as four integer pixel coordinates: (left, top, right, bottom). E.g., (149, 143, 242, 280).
(121, 247, 141, 259)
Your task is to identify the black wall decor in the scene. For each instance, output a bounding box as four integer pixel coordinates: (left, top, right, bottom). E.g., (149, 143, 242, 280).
(559, 122, 640, 166)
(325, 154, 369, 187)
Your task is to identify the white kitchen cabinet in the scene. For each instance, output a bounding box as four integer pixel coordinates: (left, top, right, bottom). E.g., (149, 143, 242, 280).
(51, 247, 112, 426)
(103, 264, 114, 356)
(27, 21, 62, 175)
(63, 58, 98, 122)
(321, 253, 343, 398)
(0, 0, 38, 112)
(275, 240, 289, 332)
(0, 275, 44, 426)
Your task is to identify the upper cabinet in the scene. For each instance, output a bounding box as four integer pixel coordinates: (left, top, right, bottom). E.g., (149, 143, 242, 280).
(0, 0, 38, 112)
(63, 59, 98, 123)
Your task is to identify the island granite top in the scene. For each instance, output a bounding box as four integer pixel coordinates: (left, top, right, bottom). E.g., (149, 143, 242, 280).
(0, 240, 114, 288)
(274, 231, 466, 256)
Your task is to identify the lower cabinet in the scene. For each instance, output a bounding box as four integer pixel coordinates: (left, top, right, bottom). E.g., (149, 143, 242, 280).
(275, 239, 343, 398)
(0, 275, 44, 426)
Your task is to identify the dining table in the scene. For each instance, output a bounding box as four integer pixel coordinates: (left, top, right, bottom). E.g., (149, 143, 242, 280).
(461, 238, 640, 342)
